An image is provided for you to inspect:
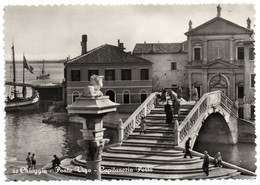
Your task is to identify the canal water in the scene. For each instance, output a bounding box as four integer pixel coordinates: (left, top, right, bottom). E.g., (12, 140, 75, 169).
(5, 111, 256, 172)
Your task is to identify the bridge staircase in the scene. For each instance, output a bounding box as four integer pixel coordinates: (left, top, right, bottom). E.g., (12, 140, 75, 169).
(56, 91, 249, 179)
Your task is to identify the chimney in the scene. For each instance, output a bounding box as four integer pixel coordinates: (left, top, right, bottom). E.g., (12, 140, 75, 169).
(81, 34, 87, 55)
(118, 39, 125, 51)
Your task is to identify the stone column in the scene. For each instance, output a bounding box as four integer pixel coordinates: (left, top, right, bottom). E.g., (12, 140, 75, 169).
(67, 95, 119, 180)
(202, 70, 208, 94)
(203, 40, 208, 64)
(230, 39, 234, 63)
(188, 38, 192, 63)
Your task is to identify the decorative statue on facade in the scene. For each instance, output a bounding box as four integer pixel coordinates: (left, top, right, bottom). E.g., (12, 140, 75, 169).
(81, 74, 104, 97)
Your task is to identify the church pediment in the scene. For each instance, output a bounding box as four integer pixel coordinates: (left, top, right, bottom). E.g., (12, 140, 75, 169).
(185, 17, 253, 36)
(202, 59, 236, 69)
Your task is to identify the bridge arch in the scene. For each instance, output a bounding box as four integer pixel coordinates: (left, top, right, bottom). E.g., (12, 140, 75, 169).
(194, 112, 233, 145)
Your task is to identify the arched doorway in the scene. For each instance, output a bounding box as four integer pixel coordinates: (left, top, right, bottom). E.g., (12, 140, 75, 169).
(105, 90, 116, 102)
(140, 90, 147, 103)
(209, 74, 229, 96)
(122, 90, 130, 104)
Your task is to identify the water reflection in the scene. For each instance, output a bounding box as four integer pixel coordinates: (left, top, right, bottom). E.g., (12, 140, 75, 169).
(6, 112, 82, 164)
(193, 142, 256, 172)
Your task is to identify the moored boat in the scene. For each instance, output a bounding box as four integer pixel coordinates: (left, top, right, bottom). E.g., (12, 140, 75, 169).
(5, 42, 40, 112)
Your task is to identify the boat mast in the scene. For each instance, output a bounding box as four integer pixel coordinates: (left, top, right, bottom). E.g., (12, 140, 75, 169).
(11, 42, 17, 99)
(42, 59, 45, 75)
(22, 53, 26, 98)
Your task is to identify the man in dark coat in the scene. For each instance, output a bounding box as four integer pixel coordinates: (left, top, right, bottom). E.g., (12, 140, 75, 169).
(164, 101, 173, 124)
(176, 86, 182, 99)
(184, 137, 192, 158)
(202, 151, 210, 176)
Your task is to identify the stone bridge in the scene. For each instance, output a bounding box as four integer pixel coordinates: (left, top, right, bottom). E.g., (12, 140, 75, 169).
(177, 91, 238, 148)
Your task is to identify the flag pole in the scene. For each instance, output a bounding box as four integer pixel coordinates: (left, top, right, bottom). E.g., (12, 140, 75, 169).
(23, 53, 25, 84)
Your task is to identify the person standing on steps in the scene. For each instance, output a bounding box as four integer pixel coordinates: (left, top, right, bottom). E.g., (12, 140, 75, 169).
(176, 86, 182, 99)
(26, 152, 32, 170)
(184, 137, 192, 158)
(202, 151, 210, 176)
(164, 100, 173, 124)
(214, 152, 223, 167)
(31, 153, 36, 169)
(173, 99, 180, 116)
(140, 116, 146, 134)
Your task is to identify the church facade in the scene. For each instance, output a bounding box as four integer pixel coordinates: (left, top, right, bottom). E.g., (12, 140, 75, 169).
(133, 5, 255, 121)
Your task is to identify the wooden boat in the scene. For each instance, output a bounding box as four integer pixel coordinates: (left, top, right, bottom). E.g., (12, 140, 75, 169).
(5, 43, 40, 112)
(36, 59, 50, 79)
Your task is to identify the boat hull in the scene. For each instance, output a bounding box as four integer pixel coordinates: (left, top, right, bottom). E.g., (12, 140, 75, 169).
(5, 95, 40, 112)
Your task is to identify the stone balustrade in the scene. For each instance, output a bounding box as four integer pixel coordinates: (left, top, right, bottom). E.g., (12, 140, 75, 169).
(177, 91, 238, 147)
(117, 92, 158, 144)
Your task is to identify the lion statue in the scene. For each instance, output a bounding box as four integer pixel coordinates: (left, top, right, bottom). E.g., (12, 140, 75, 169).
(81, 75, 104, 97)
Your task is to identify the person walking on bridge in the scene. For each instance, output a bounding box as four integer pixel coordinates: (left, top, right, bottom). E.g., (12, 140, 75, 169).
(164, 100, 173, 124)
(184, 137, 192, 158)
(202, 151, 210, 176)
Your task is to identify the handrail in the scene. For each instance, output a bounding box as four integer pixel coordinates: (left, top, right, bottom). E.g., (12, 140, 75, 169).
(117, 92, 158, 143)
(177, 91, 238, 145)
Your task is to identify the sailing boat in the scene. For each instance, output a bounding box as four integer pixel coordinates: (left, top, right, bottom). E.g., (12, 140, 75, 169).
(5, 43, 39, 112)
(36, 59, 50, 79)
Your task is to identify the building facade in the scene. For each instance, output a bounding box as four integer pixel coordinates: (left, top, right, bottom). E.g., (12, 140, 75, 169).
(133, 5, 254, 121)
(186, 5, 254, 121)
(65, 36, 153, 111)
(133, 42, 188, 95)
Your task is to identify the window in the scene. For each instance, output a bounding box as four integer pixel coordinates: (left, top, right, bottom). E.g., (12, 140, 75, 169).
(105, 69, 115, 81)
(194, 47, 201, 60)
(88, 70, 98, 80)
(251, 105, 255, 120)
(237, 47, 244, 60)
(251, 74, 255, 88)
(123, 90, 130, 104)
(171, 62, 177, 70)
(140, 69, 149, 80)
(237, 86, 244, 99)
(121, 69, 131, 80)
(238, 107, 244, 119)
(72, 91, 80, 103)
(140, 90, 147, 103)
(249, 48, 255, 60)
(71, 70, 80, 81)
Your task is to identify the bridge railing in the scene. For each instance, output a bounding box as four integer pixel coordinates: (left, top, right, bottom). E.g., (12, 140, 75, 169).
(117, 92, 158, 144)
(177, 91, 238, 146)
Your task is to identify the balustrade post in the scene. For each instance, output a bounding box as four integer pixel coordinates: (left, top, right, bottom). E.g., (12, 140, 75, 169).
(117, 119, 124, 145)
(144, 105, 147, 117)
(174, 120, 179, 145)
(132, 117, 136, 129)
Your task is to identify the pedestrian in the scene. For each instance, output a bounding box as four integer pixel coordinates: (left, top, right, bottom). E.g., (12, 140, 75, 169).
(161, 89, 167, 103)
(176, 86, 182, 99)
(26, 152, 32, 170)
(202, 151, 210, 176)
(140, 116, 146, 134)
(214, 152, 223, 167)
(173, 99, 180, 116)
(31, 153, 36, 169)
(186, 87, 190, 101)
(191, 86, 199, 102)
(184, 137, 192, 158)
(164, 100, 173, 124)
(52, 155, 60, 171)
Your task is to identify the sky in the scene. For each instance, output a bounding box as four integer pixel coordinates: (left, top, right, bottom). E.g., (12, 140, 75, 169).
(4, 4, 255, 60)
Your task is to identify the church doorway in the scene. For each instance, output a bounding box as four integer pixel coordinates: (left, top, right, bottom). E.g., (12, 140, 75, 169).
(209, 74, 229, 96)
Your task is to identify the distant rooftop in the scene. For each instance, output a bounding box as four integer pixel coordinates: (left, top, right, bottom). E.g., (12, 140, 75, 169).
(68, 44, 152, 64)
(133, 41, 187, 55)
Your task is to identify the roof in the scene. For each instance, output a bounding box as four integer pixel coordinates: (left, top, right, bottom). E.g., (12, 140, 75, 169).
(133, 41, 187, 54)
(185, 16, 253, 36)
(68, 44, 152, 64)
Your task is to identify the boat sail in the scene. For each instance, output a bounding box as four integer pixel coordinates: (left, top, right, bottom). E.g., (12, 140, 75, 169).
(36, 59, 50, 79)
(5, 43, 39, 112)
